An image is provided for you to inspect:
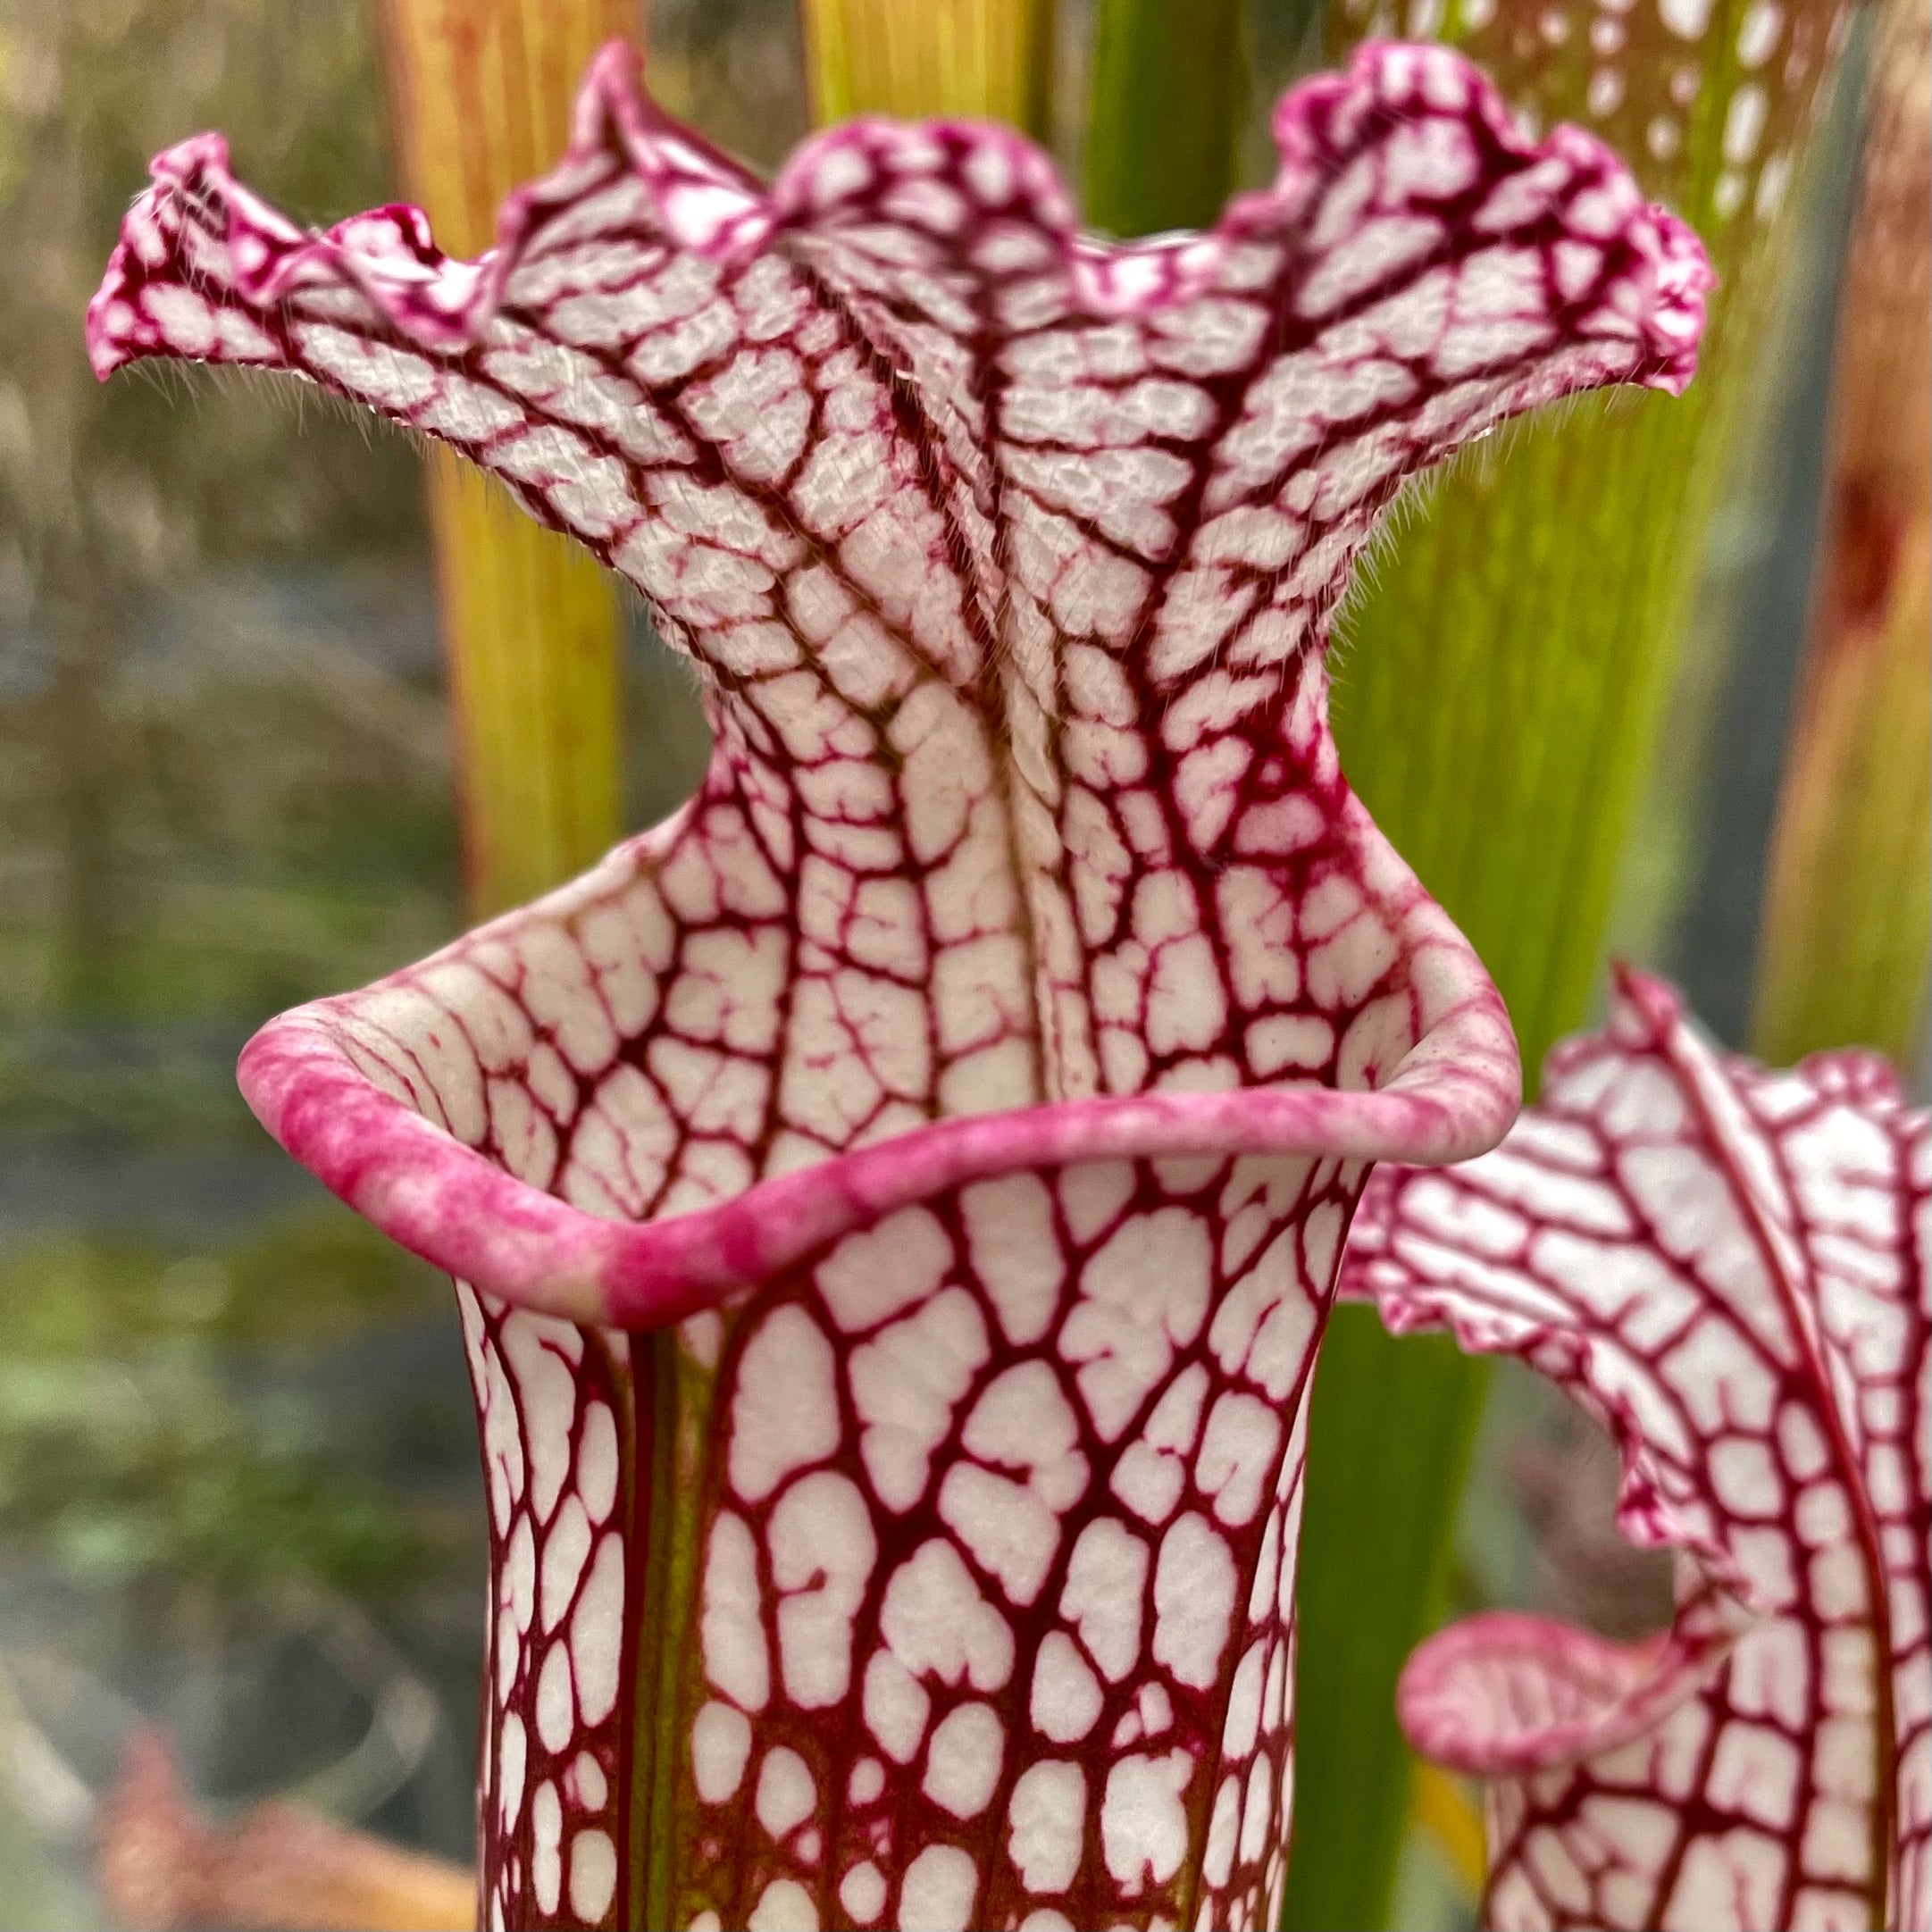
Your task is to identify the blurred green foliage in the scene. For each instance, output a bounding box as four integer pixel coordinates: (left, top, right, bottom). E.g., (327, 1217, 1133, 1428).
(0, 0, 448, 1048)
(1083, 0, 1248, 233)
(0, 1210, 464, 1602)
(0, 16, 479, 1886)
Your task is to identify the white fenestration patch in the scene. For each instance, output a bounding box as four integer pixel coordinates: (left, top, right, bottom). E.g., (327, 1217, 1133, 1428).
(850, 1288, 991, 1510)
(501, 1315, 583, 1526)
(818, 1206, 956, 1334)
(573, 1532, 626, 1727)
(769, 1470, 878, 1707)
(922, 1701, 1005, 1818)
(1059, 1518, 1150, 1683)
(940, 1360, 1090, 1602)
(840, 1861, 888, 1925)
(1030, 1629, 1106, 1744)
(701, 1512, 770, 1711)
(1111, 1364, 1210, 1525)
(960, 1174, 1066, 1344)
(498, 1712, 528, 1827)
(939, 1463, 1060, 1606)
(570, 1749, 607, 1812)
(729, 1305, 841, 1502)
(541, 1495, 593, 1632)
(1008, 1760, 1088, 1894)
(881, 1538, 1016, 1689)
(1060, 1210, 1212, 1440)
(747, 1877, 820, 1932)
(1153, 1512, 1238, 1689)
(531, 1778, 564, 1914)
(756, 1745, 817, 1840)
(898, 1844, 979, 1932)
(536, 1638, 575, 1752)
(864, 1649, 933, 1764)
(1194, 1390, 1284, 1527)
(569, 1828, 618, 1922)
(691, 1700, 753, 1803)
(1101, 1749, 1193, 1890)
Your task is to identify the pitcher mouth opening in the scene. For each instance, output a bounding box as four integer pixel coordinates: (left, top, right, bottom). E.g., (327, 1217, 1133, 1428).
(238, 805, 1518, 1332)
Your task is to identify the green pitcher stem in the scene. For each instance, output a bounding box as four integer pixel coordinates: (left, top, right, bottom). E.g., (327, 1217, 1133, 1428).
(381, 0, 635, 916)
(799, 0, 1056, 133)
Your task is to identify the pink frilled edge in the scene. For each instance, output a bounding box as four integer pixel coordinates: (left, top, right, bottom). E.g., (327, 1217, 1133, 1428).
(87, 38, 1710, 374)
(88, 40, 1712, 1336)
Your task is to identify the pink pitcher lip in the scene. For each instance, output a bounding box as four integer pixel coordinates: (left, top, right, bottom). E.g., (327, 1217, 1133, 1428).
(88, 37, 1712, 396)
(1395, 1601, 1738, 1777)
(239, 940, 1518, 1330)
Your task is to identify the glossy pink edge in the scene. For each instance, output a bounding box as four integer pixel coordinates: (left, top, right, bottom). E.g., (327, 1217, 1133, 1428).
(1395, 1597, 1740, 1776)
